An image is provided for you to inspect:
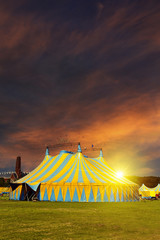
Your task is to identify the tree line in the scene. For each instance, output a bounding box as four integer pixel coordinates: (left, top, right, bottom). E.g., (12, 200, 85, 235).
(126, 176, 160, 188)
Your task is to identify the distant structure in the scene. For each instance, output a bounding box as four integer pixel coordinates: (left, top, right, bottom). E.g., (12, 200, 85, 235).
(15, 156, 22, 179)
(10, 156, 27, 182)
(0, 156, 28, 185)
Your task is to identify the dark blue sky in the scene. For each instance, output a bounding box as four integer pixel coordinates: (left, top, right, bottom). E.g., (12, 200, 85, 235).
(0, 0, 160, 175)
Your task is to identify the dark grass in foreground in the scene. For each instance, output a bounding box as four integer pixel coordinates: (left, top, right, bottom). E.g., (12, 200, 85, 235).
(0, 199, 160, 240)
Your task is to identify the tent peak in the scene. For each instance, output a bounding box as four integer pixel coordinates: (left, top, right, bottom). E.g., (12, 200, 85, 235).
(99, 149, 103, 157)
(45, 146, 49, 156)
(77, 142, 82, 153)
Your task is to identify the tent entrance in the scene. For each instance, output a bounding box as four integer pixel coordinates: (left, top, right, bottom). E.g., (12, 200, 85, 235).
(22, 184, 37, 201)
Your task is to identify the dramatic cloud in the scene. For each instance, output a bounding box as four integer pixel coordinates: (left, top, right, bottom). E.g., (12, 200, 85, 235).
(0, 0, 160, 175)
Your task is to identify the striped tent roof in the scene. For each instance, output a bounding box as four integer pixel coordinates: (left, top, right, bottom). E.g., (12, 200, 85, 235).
(139, 184, 160, 198)
(139, 184, 160, 193)
(16, 145, 136, 191)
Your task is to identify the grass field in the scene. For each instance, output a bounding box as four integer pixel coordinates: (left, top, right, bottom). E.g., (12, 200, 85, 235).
(0, 199, 160, 240)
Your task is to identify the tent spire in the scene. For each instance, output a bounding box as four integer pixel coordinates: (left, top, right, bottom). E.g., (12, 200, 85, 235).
(77, 142, 82, 153)
(99, 148, 103, 157)
(45, 146, 49, 156)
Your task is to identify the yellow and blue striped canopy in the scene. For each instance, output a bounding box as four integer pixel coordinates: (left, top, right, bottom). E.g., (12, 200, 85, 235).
(16, 150, 135, 189)
(11, 147, 139, 202)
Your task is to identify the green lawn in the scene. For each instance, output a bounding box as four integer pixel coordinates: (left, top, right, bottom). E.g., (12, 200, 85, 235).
(0, 199, 160, 240)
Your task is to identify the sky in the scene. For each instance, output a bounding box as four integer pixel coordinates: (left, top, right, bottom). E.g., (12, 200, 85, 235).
(0, 0, 160, 176)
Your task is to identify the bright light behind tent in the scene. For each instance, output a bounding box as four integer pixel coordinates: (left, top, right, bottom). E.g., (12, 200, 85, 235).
(116, 171, 124, 178)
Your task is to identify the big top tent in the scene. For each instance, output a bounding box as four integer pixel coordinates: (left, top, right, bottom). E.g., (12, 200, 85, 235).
(10, 144, 139, 202)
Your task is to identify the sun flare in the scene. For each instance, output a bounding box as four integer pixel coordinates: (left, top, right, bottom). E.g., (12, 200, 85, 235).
(116, 171, 124, 178)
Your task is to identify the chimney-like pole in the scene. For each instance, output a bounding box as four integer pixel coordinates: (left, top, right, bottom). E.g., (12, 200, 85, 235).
(15, 156, 21, 178)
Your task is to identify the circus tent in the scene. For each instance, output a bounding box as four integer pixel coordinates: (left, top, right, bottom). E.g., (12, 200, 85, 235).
(10, 144, 139, 202)
(139, 184, 160, 198)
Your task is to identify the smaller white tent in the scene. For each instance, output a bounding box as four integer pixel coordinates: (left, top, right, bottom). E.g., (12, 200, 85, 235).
(139, 184, 160, 198)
